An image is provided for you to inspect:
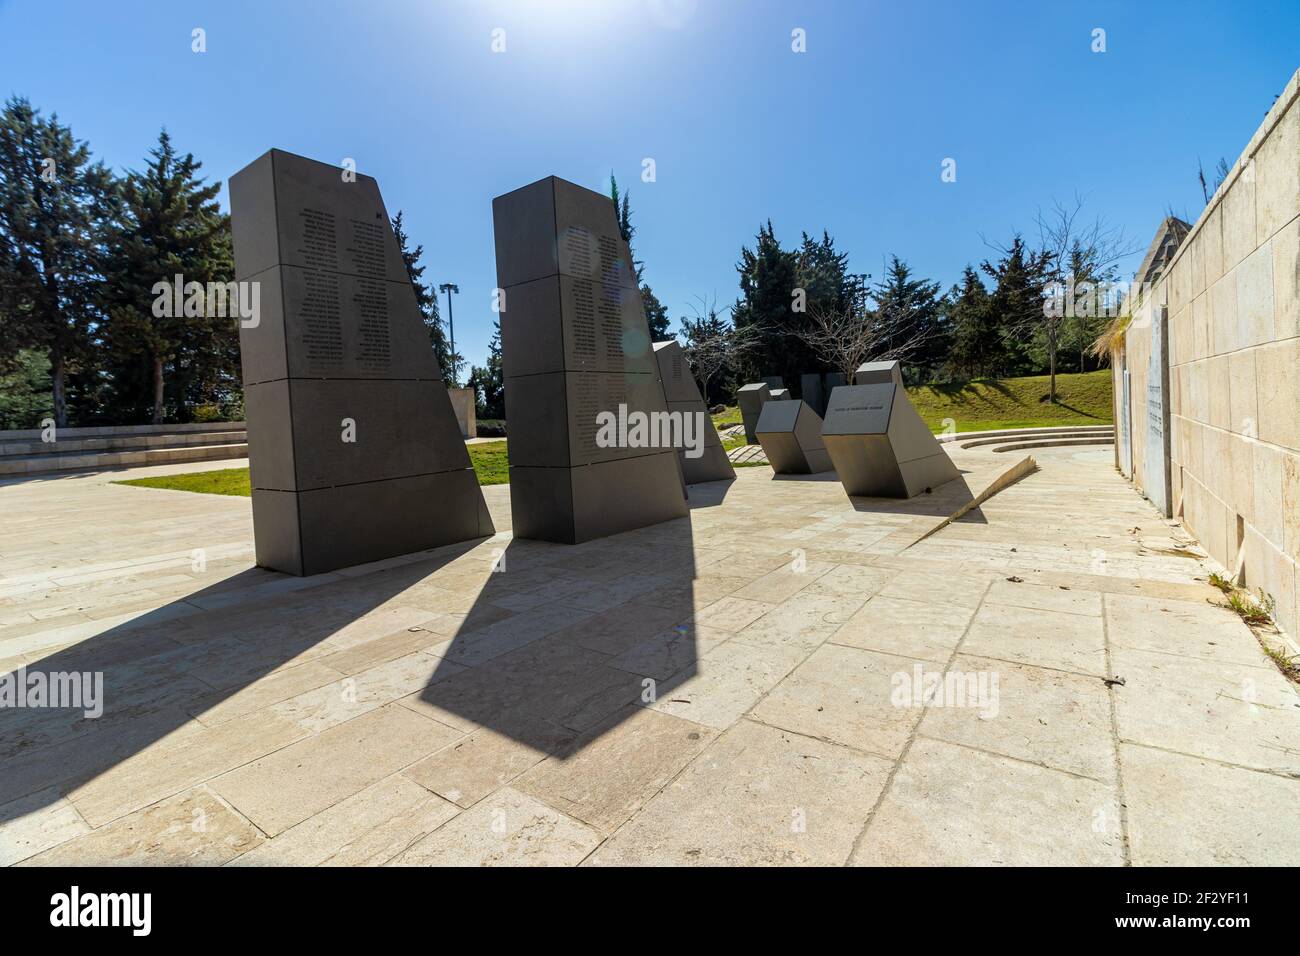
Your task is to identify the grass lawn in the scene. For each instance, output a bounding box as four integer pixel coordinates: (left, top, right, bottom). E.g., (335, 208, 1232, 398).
(908, 370, 1112, 432)
(115, 372, 1112, 498)
(712, 370, 1113, 436)
(114, 441, 512, 496)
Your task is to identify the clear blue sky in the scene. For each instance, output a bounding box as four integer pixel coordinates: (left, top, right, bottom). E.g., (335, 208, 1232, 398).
(2, 0, 1295, 369)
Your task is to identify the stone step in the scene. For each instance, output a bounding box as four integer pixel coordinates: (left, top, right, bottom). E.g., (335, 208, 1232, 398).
(0, 421, 245, 441)
(988, 437, 1116, 453)
(0, 429, 247, 458)
(958, 429, 1114, 450)
(0, 442, 249, 476)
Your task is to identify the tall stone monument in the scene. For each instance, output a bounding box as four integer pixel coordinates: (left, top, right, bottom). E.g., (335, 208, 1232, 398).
(653, 340, 736, 484)
(229, 149, 493, 576)
(737, 382, 772, 444)
(756, 400, 834, 474)
(492, 175, 688, 544)
(823, 364, 960, 497)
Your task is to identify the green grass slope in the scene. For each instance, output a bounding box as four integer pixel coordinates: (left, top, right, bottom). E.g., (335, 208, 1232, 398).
(710, 370, 1112, 435)
(908, 370, 1113, 433)
(115, 441, 512, 496)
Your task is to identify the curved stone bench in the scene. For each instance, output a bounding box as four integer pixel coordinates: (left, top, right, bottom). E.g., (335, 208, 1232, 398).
(987, 437, 1115, 453)
(959, 429, 1113, 450)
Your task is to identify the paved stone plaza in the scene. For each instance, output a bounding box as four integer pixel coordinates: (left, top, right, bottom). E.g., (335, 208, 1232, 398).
(1, 440, 1297, 866)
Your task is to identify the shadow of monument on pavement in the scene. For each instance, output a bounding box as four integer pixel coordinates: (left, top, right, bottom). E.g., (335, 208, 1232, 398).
(0, 540, 485, 825)
(415, 503, 703, 757)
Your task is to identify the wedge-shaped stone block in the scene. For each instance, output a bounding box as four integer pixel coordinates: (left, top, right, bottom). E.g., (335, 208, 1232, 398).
(755, 399, 833, 474)
(230, 149, 493, 575)
(854, 360, 904, 387)
(800, 373, 826, 416)
(823, 381, 960, 497)
(736, 382, 771, 444)
(494, 176, 687, 544)
(652, 340, 735, 484)
(252, 470, 492, 576)
(509, 455, 688, 544)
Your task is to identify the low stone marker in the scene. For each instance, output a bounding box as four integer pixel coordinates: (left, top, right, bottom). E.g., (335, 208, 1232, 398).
(653, 340, 736, 484)
(755, 399, 834, 474)
(823, 365, 959, 497)
(737, 382, 772, 444)
(448, 387, 476, 438)
(854, 360, 905, 387)
(769, 387, 790, 401)
(800, 372, 826, 416)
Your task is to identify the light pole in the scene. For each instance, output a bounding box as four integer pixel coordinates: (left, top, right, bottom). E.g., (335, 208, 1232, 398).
(438, 282, 459, 386)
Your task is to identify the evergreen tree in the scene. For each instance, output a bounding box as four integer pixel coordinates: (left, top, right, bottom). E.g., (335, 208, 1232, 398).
(731, 221, 798, 383)
(732, 224, 853, 388)
(609, 173, 671, 340)
(872, 256, 946, 383)
(467, 319, 505, 420)
(391, 210, 456, 382)
(0, 348, 52, 428)
(946, 265, 997, 380)
(981, 234, 1053, 377)
(640, 284, 670, 341)
(0, 96, 118, 426)
(104, 129, 235, 423)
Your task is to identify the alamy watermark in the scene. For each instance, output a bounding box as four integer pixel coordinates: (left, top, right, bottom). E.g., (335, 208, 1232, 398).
(595, 404, 706, 459)
(891, 663, 999, 718)
(152, 274, 260, 327)
(1, 667, 103, 718)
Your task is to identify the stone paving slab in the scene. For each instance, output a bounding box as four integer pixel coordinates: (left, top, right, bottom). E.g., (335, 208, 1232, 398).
(1, 445, 1297, 865)
(851, 737, 1124, 866)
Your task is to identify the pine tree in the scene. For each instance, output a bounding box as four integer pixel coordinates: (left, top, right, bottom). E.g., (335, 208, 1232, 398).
(872, 255, 946, 383)
(0, 348, 52, 428)
(468, 319, 505, 420)
(609, 173, 671, 340)
(391, 210, 455, 382)
(732, 221, 799, 383)
(0, 96, 118, 427)
(947, 265, 997, 380)
(104, 129, 235, 423)
(981, 234, 1053, 378)
(732, 224, 855, 387)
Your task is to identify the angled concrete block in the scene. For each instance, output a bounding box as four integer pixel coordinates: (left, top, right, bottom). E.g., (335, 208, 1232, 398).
(230, 149, 493, 575)
(756, 400, 833, 475)
(737, 382, 772, 444)
(769, 388, 791, 401)
(653, 340, 735, 485)
(854, 360, 905, 388)
(800, 373, 826, 416)
(493, 176, 687, 544)
(823, 383, 960, 498)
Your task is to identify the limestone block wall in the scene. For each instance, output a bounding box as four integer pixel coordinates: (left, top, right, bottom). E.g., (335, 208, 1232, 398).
(1115, 68, 1299, 641)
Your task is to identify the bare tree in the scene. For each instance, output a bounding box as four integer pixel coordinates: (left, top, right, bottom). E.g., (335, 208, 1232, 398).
(678, 295, 764, 404)
(794, 298, 931, 386)
(1036, 194, 1141, 399)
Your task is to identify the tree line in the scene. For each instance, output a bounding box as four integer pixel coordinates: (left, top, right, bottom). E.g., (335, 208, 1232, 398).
(681, 201, 1133, 409)
(0, 97, 457, 429)
(1, 94, 1131, 431)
